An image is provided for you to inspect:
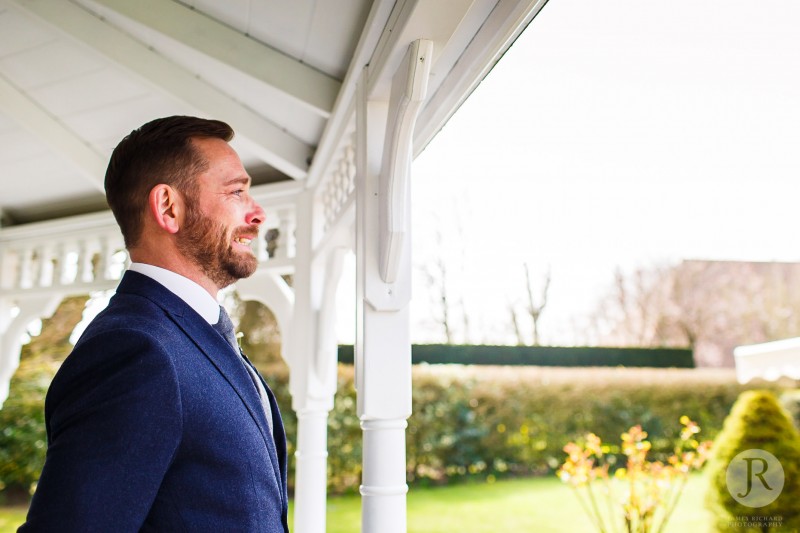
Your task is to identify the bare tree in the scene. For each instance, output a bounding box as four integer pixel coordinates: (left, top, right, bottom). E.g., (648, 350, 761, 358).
(523, 263, 551, 346)
(422, 228, 454, 344)
(590, 260, 800, 366)
(419, 203, 475, 345)
(508, 302, 525, 346)
(453, 204, 471, 344)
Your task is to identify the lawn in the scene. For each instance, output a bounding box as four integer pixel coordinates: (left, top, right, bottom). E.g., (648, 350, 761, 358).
(0, 506, 25, 533)
(2, 474, 713, 532)
(319, 474, 714, 533)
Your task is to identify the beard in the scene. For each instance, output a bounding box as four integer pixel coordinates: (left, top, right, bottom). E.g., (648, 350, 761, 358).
(177, 204, 259, 290)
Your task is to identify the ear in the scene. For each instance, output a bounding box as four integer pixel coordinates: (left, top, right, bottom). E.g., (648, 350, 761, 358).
(147, 184, 182, 234)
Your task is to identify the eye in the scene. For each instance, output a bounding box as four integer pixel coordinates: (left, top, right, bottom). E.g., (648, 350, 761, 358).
(232, 189, 244, 197)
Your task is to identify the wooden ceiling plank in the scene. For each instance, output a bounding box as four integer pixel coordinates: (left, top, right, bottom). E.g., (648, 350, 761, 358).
(90, 0, 340, 118)
(8, 0, 312, 180)
(0, 73, 106, 192)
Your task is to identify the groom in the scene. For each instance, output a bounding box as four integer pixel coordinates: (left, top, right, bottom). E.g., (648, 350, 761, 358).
(20, 116, 288, 532)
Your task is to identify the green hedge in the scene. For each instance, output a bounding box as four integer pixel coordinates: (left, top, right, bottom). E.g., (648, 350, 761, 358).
(337, 344, 694, 368)
(266, 365, 778, 494)
(1, 361, 784, 498)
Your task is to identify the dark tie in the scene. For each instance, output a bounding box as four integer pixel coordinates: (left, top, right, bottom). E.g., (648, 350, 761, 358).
(214, 306, 274, 434)
(214, 305, 240, 350)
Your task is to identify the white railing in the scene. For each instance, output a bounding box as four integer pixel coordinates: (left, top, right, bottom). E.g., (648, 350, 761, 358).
(251, 181, 302, 274)
(0, 181, 303, 296)
(317, 135, 357, 234)
(0, 211, 126, 297)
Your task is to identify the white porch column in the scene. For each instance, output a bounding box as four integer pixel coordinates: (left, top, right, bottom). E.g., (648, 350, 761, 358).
(278, 191, 346, 533)
(295, 247, 348, 533)
(355, 40, 432, 533)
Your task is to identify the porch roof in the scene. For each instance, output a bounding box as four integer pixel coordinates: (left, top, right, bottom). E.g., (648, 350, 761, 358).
(0, 0, 546, 227)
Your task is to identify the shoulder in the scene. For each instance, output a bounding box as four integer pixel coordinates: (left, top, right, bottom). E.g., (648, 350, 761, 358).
(76, 291, 177, 348)
(47, 294, 188, 422)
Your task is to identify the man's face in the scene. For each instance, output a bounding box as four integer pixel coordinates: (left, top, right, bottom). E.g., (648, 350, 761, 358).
(176, 137, 265, 290)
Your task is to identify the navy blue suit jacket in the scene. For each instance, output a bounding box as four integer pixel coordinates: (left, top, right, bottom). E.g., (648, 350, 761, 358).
(21, 271, 289, 532)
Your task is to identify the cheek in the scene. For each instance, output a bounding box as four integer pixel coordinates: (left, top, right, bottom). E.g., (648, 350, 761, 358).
(216, 205, 242, 225)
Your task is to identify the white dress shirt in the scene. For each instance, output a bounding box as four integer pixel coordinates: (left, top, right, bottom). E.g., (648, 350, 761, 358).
(128, 262, 221, 325)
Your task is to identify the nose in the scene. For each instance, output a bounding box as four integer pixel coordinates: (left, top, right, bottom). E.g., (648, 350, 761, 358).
(246, 198, 266, 227)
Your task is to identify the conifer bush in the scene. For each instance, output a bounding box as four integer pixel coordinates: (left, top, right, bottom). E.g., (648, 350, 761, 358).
(706, 390, 800, 532)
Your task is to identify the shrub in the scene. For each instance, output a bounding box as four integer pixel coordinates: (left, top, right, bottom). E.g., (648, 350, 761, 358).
(0, 359, 59, 499)
(323, 366, 778, 493)
(706, 390, 800, 532)
(0, 295, 86, 501)
(1, 361, 784, 498)
(558, 417, 712, 533)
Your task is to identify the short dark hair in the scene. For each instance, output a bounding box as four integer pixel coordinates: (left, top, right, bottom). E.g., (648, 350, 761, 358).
(104, 115, 234, 248)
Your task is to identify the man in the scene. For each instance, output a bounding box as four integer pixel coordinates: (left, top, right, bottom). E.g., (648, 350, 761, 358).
(20, 116, 289, 532)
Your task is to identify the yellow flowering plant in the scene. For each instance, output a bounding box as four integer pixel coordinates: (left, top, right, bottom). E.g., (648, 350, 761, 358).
(557, 416, 712, 533)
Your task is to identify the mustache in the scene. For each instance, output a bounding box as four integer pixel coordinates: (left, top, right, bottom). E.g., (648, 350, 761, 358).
(233, 226, 260, 239)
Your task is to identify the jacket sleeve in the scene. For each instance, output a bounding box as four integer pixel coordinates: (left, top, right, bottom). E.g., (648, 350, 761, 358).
(19, 329, 183, 533)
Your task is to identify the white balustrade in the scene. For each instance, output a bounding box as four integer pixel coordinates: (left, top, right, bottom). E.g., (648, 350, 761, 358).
(250, 181, 302, 271)
(17, 248, 34, 289)
(0, 183, 304, 298)
(0, 213, 125, 297)
(318, 135, 357, 234)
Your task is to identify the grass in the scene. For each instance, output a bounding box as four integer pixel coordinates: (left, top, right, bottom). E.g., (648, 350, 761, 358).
(0, 506, 26, 533)
(1, 474, 714, 533)
(317, 474, 714, 533)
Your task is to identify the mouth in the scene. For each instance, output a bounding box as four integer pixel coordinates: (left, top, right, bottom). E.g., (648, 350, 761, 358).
(231, 225, 260, 252)
(232, 234, 256, 253)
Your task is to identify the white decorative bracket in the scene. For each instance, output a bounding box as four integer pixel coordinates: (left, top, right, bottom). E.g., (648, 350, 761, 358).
(379, 39, 433, 283)
(313, 246, 348, 396)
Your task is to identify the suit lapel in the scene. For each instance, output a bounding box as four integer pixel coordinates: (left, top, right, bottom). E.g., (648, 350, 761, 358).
(116, 272, 283, 490)
(175, 315, 285, 496)
(241, 353, 288, 487)
(265, 385, 288, 489)
(175, 314, 274, 441)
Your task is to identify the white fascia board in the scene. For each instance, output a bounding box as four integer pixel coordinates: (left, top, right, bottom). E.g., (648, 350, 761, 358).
(413, 0, 550, 157)
(8, 0, 312, 180)
(88, 0, 340, 118)
(0, 73, 106, 192)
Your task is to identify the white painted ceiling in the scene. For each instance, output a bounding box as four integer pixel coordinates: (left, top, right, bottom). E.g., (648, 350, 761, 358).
(0, 0, 548, 227)
(0, 0, 371, 225)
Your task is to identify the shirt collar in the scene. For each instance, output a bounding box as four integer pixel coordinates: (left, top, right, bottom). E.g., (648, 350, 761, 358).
(128, 262, 221, 324)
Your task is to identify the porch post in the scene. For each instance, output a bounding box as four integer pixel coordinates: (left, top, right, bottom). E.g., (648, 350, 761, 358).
(291, 240, 345, 533)
(355, 39, 432, 533)
(289, 191, 344, 533)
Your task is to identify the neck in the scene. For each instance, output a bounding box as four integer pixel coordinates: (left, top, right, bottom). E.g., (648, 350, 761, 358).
(129, 247, 219, 298)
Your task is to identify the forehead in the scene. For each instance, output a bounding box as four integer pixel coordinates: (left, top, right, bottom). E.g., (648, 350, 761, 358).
(191, 136, 241, 164)
(191, 137, 248, 182)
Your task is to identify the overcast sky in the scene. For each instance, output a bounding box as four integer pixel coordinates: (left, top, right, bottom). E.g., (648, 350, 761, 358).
(402, 0, 800, 345)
